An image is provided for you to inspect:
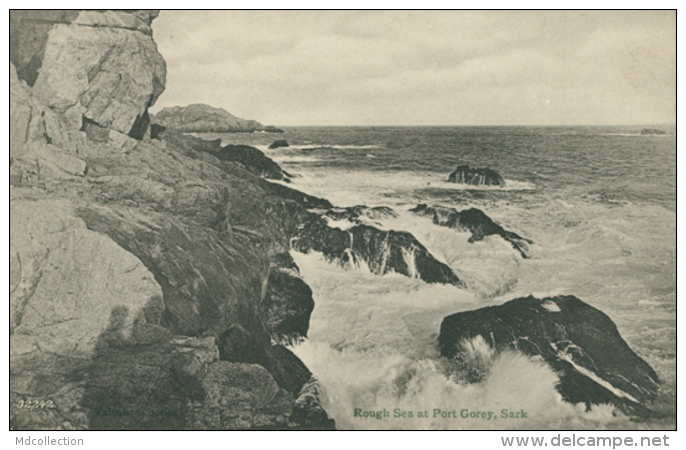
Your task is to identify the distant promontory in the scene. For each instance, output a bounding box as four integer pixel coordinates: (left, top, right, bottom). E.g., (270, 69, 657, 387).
(151, 103, 284, 133)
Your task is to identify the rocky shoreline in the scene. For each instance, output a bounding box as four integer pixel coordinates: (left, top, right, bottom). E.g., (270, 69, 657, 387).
(10, 9, 662, 430)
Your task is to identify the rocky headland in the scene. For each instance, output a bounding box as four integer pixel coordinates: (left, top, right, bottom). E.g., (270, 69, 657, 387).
(152, 103, 284, 133)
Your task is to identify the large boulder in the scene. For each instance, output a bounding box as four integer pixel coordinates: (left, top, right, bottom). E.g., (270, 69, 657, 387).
(10, 199, 164, 358)
(439, 295, 661, 416)
(152, 103, 282, 133)
(448, 164, 505, 186)
(10, 10, 166, 138)
(411, 204, 532, 258)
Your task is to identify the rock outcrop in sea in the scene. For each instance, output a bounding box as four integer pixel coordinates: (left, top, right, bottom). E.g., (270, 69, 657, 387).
(411, 204, 532, 258)
(269, 139, 290, 149)
(439, 295, 661, 417)
(448, 164, 505, 186)
(152, 103, 284, 133)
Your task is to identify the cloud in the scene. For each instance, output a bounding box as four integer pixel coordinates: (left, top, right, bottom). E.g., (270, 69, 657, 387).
(151, 10, 675, 126)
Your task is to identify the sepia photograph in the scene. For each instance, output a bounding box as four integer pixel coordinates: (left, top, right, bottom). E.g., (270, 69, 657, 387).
(8, 9, 676, 435)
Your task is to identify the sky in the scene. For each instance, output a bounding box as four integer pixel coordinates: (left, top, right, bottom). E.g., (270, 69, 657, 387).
(150, 10, 675, 127)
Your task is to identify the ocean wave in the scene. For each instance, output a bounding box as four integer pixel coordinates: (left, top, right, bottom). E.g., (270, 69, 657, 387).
(271, 169, 536, 207)
(291, 319, 624, 430)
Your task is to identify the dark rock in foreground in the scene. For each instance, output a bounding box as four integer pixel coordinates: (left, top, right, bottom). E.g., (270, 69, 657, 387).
(208, 144, 293, 182)
(293, 217, 462, 286)
(448, 164, 505, 186)
(264, 252, 315, 344)
(269, 139, 290, 149)
(411, 204, 532, 258)
(439, 295, 660, 416)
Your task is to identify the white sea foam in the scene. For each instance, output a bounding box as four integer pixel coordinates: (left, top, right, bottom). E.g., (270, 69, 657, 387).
(286, 187, 675, 429)
(263, 131, 676, 429)
(277, 168, 536, 207)
(287, 255, 627, 430)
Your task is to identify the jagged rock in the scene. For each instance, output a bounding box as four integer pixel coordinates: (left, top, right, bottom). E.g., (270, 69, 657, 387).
(293, 217, 462, 286)
(448, 164, 505, 186)
(10, 10, 166, 138)
(264, 252, 314, 343)
(269, 139, 289, 149)
(208, 144, 293, 182)
(411, 204, 532, 258)
(152, 103, 281, 133)
(439, 295, 661, 416)
(10, 63, 88, 158)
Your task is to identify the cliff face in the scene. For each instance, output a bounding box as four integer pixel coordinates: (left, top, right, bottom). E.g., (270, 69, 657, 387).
(152, 103, 283, 133)
(10, 10, 166, 140)
(10, 9, 467, 430)
(9, 10, 330, 430)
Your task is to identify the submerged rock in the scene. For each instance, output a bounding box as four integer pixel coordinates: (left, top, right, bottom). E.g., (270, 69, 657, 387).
(269, 139, 290, 149)
(448, 164, 505, 186)
(439, 295, 661, 416)
(411, 204, 532, 258)
(292, 217, 462, 286)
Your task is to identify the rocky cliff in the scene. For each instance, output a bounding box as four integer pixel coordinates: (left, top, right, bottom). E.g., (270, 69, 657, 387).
(9, 9, 329, 430)
(10, 9, 461, 430)
(152, 103, 284, 133)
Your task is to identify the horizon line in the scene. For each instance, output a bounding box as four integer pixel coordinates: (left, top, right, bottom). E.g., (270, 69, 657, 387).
(269, 123, 676, 128)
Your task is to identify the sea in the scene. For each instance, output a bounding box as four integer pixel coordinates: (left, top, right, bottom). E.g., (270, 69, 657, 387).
(202, 126, 676, 430)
